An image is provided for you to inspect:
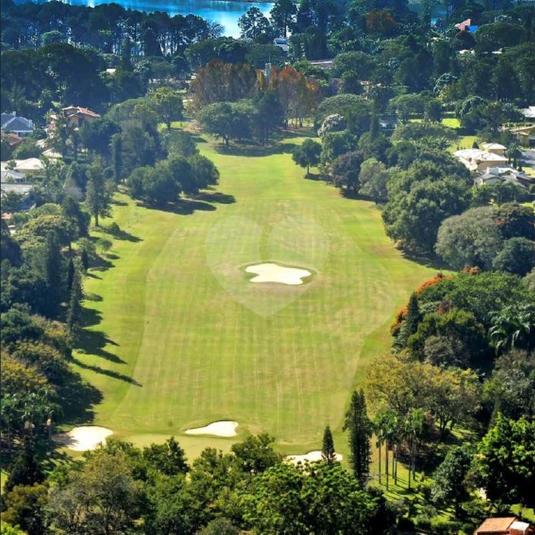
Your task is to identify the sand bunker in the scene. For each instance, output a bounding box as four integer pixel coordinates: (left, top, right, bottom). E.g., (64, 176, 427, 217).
(54, 426, 113, 452)
(245, 263, 312, 285)
(185, 420, 238, 437)
(286, 450, 343, 464)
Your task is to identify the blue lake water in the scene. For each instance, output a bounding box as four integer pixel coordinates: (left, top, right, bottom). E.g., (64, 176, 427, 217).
(50, 0, 273, 37)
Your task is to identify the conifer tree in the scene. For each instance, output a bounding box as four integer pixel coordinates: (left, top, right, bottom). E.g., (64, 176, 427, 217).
(85, 164, 110, 226)
(5, 441, 44, 493)
(344, 390, 372, 486)
(405, 292, 421, 337)
(322, 425, 336, 463)
(66, 257, 75, 293)
(369, 111, 380, 140)
(43, 233, 64, 317)
(67, 264, 83, 332)
(111, 134, 123, 183)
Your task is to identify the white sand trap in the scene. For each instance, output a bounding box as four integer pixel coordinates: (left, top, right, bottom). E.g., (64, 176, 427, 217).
(245, 263, 312, 285)
(185, 420, 238, 437)
(54, 426, 113, 452)
(286, 450, 343, 464)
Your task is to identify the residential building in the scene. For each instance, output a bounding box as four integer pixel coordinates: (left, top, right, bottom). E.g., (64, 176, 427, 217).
(1, 112, 34, 136)
(1, 132, 23, 149)
(48, 105, 101, 133)
(474, 517, 531, 535)
(509, 124, 535, 147)
(475, 166, 533, 189)
(1, 158, 44, 177)
(273, 37, 289, 53)
(480, 142, 506, 156)
(520, 106, 535, 120)
(1, 163, 35, 204)
(309, 59, 334, 70)
(454, 147, 509, 172)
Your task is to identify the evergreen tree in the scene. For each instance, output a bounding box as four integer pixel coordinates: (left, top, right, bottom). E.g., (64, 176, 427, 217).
(344, 390, 372, 486)
(369, 111, 380, 140)
(85, 165, 110, 226)
(43, 233, 64, 317)
(67, 264, 83, 332)
(5, 441, 44, 493)
(66, 257, 75, 294)
(80, 249, 89, 272)
(111, 134, 123, 183)
(397, 292, 421, 348)
(322, 425, 337, 463)
(405, 292, 421, 337)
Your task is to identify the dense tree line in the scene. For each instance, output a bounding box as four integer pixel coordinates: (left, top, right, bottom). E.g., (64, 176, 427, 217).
(363, 269, 535, 530)
(2, 0, 535, 531)
(1, 434, 395, 534)
(1, 1, 217, 54)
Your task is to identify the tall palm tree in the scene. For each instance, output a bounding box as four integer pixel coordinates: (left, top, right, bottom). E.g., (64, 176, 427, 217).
(403, 409, 425, 491)
(490, 304, 535, 354)
(506, 143, 522, 169)
(375, 410, 399, 490)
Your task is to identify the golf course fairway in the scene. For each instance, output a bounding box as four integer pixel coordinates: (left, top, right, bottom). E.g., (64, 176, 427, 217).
(72, 135, 437, 457)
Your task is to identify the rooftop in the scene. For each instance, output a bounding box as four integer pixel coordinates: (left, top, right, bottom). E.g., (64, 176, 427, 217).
(454, 148, 508, 162)
(520, 106, 535, 119)
(481, 142, 506, 151)
(476, 516, 517, 533)
(62, 106, 101, 119)
(1, 158, 45, 173)
(1, 112, 34, 133)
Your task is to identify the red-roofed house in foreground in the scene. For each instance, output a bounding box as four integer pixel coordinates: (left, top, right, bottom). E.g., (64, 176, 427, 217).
(475, 517, 532, 535)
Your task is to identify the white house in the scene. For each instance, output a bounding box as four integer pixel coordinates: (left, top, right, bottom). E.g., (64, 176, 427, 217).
(273, 37, 289, 53)
(1, 158, 45, 177)
(520, 106, 535, 120)
(480, 142, 506, 156)
(454, 148, 508, 172)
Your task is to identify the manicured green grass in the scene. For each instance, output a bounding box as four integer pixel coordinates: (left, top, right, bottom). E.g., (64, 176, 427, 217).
(441, 117, 461, 129)
(73, 135, 437, 459)
(449, 134, 479, 153)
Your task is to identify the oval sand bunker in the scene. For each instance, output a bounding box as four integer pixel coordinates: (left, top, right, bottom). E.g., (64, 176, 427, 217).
(54, 426, 113, 452)
(185, 420, 238, 437)
(245, 262, 312, 285)
(286, 450, 343, 464)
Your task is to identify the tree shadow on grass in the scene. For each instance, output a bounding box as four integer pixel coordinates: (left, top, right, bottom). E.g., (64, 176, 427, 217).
(89, 253, 114, 274)
(303, 172, 324, 181)
(103, 252, 119, 261)
(214, 141, 298, 157)
(100, 223, 142, 243)
(278, 128, 317, 140)
(399, 250, 452, 271)
(75, 329, 124, 364)
(71, 356, 141, 386)
(162, 198, 217, 215)
(74, 307, 124, 364)
(59, 369, 103, 423)
(194, 190, 235, 204)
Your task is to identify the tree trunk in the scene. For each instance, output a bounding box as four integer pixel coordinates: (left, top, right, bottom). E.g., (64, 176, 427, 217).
(385, 443, 389, 490)
(411, 442, 417, 482)
(394, 445, 398, 485)
(95, 212, 99, 227)
(378, 442, 382, 484)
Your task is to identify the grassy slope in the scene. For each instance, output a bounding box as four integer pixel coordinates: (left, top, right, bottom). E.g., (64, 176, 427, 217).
(73, 135, 436, 458)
